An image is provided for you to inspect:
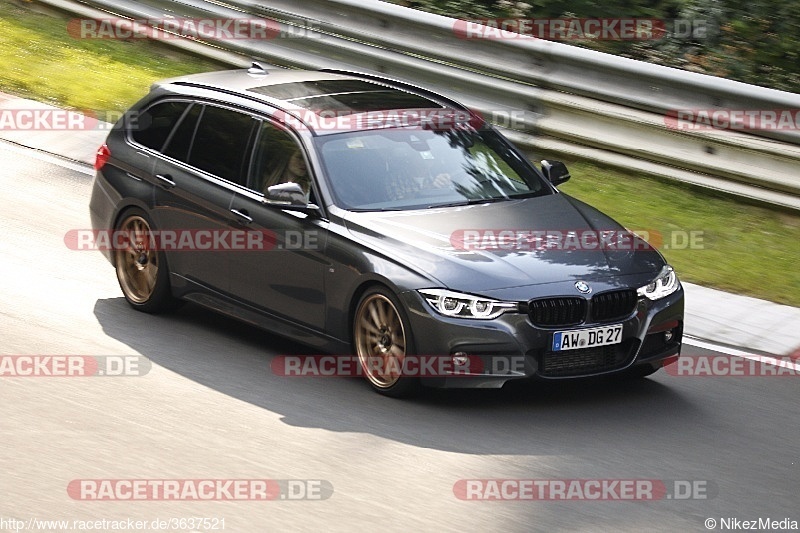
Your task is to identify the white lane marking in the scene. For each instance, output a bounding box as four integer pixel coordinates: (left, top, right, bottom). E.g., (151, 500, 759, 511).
(0, 139, 93, 175)
(683, 336, 800, 372)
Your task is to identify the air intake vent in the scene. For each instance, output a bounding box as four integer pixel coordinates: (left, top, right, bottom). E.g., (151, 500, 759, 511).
(528, 297, 586, 327)
(541, 340, 635, 377)
(591, 289, 638, 322)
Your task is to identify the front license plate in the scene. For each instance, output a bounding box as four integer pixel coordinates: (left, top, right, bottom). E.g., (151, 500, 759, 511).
(552, 324, 623, 351)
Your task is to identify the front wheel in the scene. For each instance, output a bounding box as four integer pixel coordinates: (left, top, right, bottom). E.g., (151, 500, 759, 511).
(114, 209, 181, 313)
(353, 287, 419, 397)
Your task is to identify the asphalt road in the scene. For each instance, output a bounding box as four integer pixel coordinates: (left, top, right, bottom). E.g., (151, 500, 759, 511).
(1, 140, 798, 533)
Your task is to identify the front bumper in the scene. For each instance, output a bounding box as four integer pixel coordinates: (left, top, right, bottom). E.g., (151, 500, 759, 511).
(399, 285, 684, 388)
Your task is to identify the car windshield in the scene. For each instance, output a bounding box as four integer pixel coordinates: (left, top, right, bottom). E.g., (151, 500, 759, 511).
(314, 126, 550, 210)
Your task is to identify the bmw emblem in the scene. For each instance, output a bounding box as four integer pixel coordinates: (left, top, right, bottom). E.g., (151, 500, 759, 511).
(575, 281, 592, 294)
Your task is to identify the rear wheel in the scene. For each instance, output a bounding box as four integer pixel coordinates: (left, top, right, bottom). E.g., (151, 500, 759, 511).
(353, 287, 419, 397)
(114, 209, 181, 313)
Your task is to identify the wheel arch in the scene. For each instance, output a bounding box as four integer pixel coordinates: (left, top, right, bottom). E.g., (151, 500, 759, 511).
(347, 277, 402, 350)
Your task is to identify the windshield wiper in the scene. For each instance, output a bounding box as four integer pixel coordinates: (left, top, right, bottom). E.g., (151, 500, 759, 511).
(428, 197, 510, 208)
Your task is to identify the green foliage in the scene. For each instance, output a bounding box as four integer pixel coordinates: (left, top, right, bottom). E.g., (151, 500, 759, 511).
(559, 161, 800, 306)
(0, 2, 224, 114)
(398, 0, 799, 92)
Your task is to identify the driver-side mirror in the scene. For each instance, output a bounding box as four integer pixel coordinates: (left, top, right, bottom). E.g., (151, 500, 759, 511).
(540, 160, 571, 186)
(263, 182, 319, 212)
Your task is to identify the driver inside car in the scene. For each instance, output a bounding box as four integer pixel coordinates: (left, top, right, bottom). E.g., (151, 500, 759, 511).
(262, 148, 310, 197)
(384, 151, 452, 200)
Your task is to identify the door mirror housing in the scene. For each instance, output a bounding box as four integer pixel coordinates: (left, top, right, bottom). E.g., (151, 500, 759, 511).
(263, 182, 319, 212)
(540, 160, 571, 186)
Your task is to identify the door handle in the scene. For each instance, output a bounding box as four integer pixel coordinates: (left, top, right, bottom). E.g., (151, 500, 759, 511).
(155, 174, 176, 189)
(230, 208, 253, 224)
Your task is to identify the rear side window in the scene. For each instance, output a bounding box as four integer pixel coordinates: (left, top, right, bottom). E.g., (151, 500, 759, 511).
(131, 101, 189, 151)
(188, 106, 256, 185)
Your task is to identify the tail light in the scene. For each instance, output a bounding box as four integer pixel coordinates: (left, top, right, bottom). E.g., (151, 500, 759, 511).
(94, 143, 110, 170)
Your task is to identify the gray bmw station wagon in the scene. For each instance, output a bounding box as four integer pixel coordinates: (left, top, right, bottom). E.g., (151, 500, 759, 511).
(89, 65, 684, 396)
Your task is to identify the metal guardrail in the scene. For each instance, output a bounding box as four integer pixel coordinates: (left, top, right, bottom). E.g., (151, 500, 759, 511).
(37, 0, 800, 210)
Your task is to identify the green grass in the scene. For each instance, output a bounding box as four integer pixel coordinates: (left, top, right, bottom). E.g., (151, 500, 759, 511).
(0, 1, 225, 115)
(2, 2, 798, 307)
(559, 161, 800, 307)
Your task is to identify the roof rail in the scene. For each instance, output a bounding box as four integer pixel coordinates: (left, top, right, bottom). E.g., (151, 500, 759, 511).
(319, 68, 470, 112)
(167, 82, 317, 133)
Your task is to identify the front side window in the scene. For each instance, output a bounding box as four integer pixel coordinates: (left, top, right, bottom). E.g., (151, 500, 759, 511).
(315, 126, 549, 211)
(251, 121, 310, 197)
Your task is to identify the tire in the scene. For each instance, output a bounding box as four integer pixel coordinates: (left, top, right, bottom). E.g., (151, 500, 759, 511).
(114, 208, 182, 313)
(353, 286, 420, 397)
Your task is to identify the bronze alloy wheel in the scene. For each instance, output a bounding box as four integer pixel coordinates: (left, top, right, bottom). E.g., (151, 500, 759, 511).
(354, 291, 408, 390)
(115, 214, 158, 304)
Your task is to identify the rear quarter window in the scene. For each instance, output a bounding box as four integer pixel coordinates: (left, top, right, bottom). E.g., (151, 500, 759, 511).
(162, 104, 201, 162)
(130, 101, 190, 151)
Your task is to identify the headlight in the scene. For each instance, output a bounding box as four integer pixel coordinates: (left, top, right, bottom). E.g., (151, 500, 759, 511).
(419, 289, 518, 319)
(637, 265, 680, 300)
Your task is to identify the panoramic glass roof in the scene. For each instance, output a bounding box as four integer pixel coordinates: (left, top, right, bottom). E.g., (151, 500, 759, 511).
(248, 80, 444, 114)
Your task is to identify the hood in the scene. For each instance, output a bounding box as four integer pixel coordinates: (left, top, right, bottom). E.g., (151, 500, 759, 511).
(342, 193, 665, 293)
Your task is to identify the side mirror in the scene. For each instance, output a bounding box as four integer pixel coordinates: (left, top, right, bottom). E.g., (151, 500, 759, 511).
(264, 182, 319, 212)
(540, 160, 571, 186)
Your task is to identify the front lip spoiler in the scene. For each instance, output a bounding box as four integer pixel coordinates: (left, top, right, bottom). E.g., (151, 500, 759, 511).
(417, 337, 683, 385)
(634, 342, 682, 365)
